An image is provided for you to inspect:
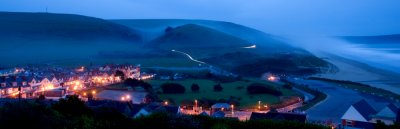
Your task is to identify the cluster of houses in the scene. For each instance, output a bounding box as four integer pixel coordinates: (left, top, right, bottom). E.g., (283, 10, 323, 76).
(341, 100, 399, 129)
(0, 64, 145, 99)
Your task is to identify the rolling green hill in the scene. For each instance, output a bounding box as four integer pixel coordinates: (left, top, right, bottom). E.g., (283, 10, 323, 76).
(0, 12, 331, 77)
(113, 19, 294, 51)
(0, 12, 144, 67)
(144, 23, 330, 76)
(150, 24, 251, 48)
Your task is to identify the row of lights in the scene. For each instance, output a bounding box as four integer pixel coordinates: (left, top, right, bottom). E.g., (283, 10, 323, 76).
(121, 95, 130, 101)
(82, 90, 96, 96)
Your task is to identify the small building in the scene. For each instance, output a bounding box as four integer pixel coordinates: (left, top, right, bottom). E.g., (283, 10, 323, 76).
(341, 100, 376, 129)
(250, 112, 307, 123)
(371, 103, 399, 125)
(199, 111, 209, 116)
(42, 89, 66, 100)
(211, 111, 225, 118)
(211, 103, 231, 114)
(87, 99, 144, 117)
(133, 104, 181, 118)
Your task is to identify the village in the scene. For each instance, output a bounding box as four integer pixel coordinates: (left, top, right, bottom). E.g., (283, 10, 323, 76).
(0, 64, 399, 129)
(0, 64, 305, 120)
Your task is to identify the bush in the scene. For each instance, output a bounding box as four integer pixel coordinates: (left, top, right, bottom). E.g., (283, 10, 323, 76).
(191, 83, 200, 92)
(283, 84, 293, 89)
(213, 84, 223, 92)
(247, 83, 282, 96)
(161, 83, 185, 94)
(124, 78, 153, 92)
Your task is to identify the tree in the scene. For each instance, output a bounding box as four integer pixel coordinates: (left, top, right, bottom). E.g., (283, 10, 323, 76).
(52, 95, 92, 116)
(115, 70, 125, 80)
(213, 83, 223, 92)
(191, 83, 200, 92)
(161, 83, 185, 94)
(124, 78, 153, 93)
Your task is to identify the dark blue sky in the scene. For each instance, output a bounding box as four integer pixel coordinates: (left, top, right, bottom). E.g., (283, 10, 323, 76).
(1, 0, 400, 36)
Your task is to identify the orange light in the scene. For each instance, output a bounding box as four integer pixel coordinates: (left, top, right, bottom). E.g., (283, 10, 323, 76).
(92, 90, 96, 94)
(126, 95, 130, 99)
(83, 92, 87, 96)
(267, 76, 276, 81)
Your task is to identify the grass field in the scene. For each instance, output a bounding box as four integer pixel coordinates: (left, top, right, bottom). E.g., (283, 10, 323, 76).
(146, 78, 301, 108)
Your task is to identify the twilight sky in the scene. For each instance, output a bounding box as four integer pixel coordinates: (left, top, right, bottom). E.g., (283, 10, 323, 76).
(1, 0, 400, 36)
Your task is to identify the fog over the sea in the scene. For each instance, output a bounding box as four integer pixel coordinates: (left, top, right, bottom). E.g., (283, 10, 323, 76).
(1, 0, 400, 72)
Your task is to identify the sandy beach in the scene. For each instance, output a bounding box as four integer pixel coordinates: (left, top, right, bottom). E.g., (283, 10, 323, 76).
(315, 54, 400, 94)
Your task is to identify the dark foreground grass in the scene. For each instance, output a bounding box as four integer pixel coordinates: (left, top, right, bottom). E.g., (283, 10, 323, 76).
(0, 97, 329, 129)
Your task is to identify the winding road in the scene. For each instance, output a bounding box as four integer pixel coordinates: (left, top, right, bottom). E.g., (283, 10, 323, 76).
(171, 49, 206, 64)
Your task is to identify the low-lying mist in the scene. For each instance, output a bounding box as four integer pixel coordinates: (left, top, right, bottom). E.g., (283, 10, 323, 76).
(282, 35, 400, 73)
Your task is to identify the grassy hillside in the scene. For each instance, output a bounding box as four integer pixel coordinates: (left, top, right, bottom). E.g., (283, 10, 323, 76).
(0, 12, 141, 41)
(148, 24, 251, 52)
(145, 24, 330, 76)
(0, 12, 331, 77)
(113, 19, 294, 51)
(0, 12, 145, 67)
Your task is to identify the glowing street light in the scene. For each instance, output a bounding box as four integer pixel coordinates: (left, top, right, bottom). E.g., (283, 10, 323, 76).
(126, 95, 130, 99)
(121, 97, 126, 101)
(194, 99, 198, 112)
(92, 90, 96, 94)
(231, 104, 235, 115)
(83, 92, 87, 96)
(164, 101, 168, 106)
(267, 75, 277, 81)
(258, 100, 261, 111)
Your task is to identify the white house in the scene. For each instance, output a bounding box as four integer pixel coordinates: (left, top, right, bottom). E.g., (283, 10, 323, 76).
(341, 100, 376, 129)
(371, 103, 399, 125)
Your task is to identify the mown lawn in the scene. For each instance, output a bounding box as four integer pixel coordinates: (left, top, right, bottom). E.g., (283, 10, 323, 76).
(147, 78, 301, 108)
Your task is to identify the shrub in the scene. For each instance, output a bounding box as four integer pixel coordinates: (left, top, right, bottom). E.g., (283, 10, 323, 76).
(247, 83, 282, 96)
(213, 84, 223, 92)
(124, 78, 153, 92)
(191, 83, 200, 92)
(161, 83, 185, 94)
(283, 84, 293, 89)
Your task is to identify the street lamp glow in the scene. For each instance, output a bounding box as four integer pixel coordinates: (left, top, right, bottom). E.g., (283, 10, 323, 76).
(92, 90, 96, 94)
(267, 75, 276, 81)
(231, 104, 234, 115)
(126, 95, 130, 99)
(164, 101, 168, 105)
(121, 97, 125, 101)
(194, 99, 198, 112)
